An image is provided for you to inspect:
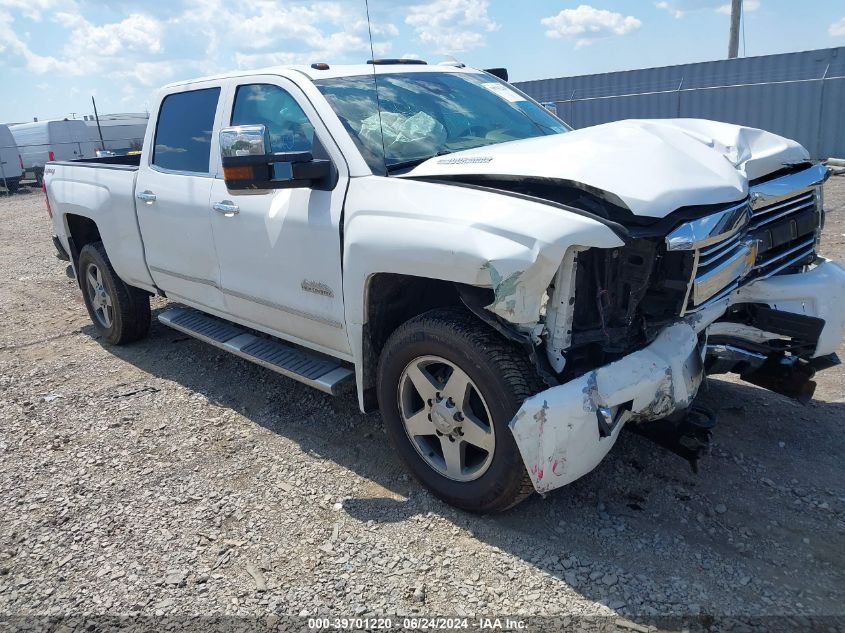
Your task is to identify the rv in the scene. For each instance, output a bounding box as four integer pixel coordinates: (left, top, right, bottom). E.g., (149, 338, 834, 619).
(10, 119, 100, 183)
(0, 124, 24, 193)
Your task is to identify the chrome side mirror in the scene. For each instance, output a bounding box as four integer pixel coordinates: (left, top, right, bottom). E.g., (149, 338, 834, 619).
(219, 124, 269, 157)
(219, 123, 336, 191)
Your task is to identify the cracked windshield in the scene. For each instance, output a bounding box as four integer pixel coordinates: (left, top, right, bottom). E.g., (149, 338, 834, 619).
(315, 71, 569, 172)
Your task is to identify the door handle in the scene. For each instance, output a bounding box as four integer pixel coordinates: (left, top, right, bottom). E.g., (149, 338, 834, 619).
(212, 200, 240, 217)
(136, 190, 156, 204)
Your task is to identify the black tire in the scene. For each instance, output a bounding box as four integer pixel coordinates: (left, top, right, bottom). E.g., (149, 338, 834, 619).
(78, 242, 150, 345)
(377, 306, 544, 513)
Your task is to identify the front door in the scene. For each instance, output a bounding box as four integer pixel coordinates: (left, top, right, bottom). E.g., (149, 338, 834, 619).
(208, 78, 349, 356)
(136, 84, 226, 311)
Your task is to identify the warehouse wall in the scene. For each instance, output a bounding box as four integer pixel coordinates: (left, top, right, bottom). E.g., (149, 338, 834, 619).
(514, 47, 845, 159)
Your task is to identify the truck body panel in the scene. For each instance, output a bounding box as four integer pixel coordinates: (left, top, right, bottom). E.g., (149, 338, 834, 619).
(47, 162, 155, 292)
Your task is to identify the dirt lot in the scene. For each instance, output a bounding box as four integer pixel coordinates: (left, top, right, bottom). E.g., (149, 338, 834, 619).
(1, 178, 844, 631)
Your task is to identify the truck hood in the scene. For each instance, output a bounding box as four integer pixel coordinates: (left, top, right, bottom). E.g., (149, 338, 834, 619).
(404, 118, 809, 219)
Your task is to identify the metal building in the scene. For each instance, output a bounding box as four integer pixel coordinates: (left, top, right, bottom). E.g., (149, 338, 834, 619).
(514, 46, 845, 159)
(82, 112, 149, 152)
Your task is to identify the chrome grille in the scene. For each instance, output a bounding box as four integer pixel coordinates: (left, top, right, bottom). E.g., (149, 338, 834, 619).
(665, 200, 755, 314)
(748, 190, 816, 231)
(666, 164, 828, 316)
(691, 232, 750, 306)
(747, 186, 821, 280)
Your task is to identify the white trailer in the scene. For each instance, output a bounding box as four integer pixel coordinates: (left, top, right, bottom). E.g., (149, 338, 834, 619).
(11, 119, 100, 183)
(0, 124, 25, 193)
(83, 113, 149, 152)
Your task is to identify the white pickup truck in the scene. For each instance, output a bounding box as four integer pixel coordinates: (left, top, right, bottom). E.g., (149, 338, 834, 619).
(45, 61, 845, 512)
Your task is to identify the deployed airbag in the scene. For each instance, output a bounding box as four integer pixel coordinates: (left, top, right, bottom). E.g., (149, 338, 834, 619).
(359, 111, 447, 161)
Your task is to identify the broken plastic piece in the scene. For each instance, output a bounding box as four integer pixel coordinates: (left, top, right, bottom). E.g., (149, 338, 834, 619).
(510, 322, 703, 494)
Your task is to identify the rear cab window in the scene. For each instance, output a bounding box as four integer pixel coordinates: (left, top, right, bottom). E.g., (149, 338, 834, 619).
(153, 88, 220, 173)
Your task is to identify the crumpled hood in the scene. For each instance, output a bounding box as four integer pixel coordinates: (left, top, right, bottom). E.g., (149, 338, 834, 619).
(404, 118, 810, 218)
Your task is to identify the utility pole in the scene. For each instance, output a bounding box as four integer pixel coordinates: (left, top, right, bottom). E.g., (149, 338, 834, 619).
(728, 0, 742, 59)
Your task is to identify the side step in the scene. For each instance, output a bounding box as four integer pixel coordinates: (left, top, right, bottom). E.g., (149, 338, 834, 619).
(158, 307, 354, 396)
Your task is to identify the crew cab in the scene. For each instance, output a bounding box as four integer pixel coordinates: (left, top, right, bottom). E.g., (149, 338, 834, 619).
(44, 61, 845, 512)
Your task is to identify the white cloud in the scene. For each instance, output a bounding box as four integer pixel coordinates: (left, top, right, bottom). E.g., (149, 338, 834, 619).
(350, 18, 399, 39)
(541, 5, 641, 48)
(0, 2, 164, 80)
(56, 12, 162, 57)
(117, 61, 179, 87)
(716, 0, 760, 15)
(233, 51, 302, 69)
(232, 34, 390, 70)
(0, 0, 406, 117)
(0, 0, 63, 21)
(830, 17, 845, 37)
(405, 0, 498, 54)
(655, 1, 684, 18)
(0, 9, 81, 74)
(657, 0, 760, 19)
(2, 0, 400, 88)
(227, 3, 345, 50)
(174, 0, 397, 69)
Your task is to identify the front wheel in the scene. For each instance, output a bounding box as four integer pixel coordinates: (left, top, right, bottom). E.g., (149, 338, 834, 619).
(78, 242, 150, 345)
(377, 307, 543, 513)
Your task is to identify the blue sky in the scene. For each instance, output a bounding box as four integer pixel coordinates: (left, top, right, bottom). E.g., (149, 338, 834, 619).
(1, 0, 844, 123)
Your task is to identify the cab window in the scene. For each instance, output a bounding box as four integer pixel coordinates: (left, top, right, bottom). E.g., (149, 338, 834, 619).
(153, 87, 220, 173)
(231, 84, 314, 154)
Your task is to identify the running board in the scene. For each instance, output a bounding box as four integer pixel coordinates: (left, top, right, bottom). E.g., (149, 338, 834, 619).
(157, 307, 354, 396)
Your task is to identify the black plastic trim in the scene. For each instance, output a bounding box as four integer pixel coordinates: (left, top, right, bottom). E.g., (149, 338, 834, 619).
(808, 353, 840, 372)
(47, 160, 139, 172)
(52, 235, 70, 261)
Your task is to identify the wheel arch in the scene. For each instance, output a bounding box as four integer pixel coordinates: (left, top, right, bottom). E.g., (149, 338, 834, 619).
(358, 273, 466, 411)
(64, 213, 102, 268)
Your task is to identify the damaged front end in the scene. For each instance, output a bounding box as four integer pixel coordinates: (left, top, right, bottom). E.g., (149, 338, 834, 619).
(500, 162, 845, 495)
(492, 218, 719, 493)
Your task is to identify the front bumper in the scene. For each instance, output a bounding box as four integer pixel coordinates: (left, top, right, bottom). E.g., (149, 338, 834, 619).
(728, 257, 845, 358)
(510, 322, 704, 494)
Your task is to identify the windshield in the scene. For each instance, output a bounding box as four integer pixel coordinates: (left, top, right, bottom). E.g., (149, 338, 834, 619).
(314, 71, 569, 173)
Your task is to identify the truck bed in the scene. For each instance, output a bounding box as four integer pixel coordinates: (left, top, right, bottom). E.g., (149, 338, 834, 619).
(46, 159, 155, 292)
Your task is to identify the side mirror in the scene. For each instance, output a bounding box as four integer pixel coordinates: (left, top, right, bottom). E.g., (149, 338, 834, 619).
(219, 124, 334, 191)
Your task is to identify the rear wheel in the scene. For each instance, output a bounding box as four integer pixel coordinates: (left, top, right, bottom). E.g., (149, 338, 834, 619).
(377, 307, 543, 513)
(78, 242, 150, 345)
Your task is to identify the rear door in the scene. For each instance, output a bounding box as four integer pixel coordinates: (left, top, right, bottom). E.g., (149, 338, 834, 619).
(48, 122, 80, 162)
(135, 83, 227, 311)
(10, 124, 47, 170)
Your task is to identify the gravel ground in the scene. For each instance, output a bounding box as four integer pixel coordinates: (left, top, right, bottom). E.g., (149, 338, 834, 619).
(1, 179, 844, 632)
